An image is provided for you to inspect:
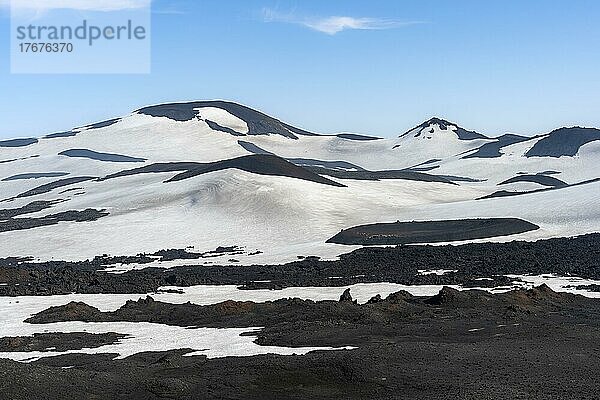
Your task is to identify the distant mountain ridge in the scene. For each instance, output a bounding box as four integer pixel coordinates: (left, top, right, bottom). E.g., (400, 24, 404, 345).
(0, 99, 599, 264)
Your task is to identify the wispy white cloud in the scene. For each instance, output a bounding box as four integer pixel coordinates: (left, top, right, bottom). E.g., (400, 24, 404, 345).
(262, 8, 423, 35)
(1, 0, 151, 12)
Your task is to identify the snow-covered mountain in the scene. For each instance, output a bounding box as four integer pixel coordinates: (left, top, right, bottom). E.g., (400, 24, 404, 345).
(1, 100, 599, 265)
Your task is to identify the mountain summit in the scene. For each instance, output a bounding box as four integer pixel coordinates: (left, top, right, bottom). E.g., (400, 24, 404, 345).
(400, 117, 489, 141)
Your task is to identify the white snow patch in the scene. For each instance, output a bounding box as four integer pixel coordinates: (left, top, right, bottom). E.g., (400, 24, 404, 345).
(0, 294, 353, 363)
(506, 274, 600, 298)
(195, 107, 249, 135)
(418, 269, 458, 276)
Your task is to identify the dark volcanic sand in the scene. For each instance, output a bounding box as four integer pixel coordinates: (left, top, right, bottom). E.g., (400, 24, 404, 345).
(2, 286, 600, 399)
(1, 236, 600, 399)
(326, 218, 540, 245)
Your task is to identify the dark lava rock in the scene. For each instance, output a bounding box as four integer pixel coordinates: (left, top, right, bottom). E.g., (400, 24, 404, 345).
(26, 302, 104, 324)
(339, 289, 353, 303)
(384, 290, 413, 304)
(0, 209, 108, 233)
(366, 294, 382, 304)
(2, 233, 600, 297)
(4, 285, 600, 399)
(0, 332, 126, 352)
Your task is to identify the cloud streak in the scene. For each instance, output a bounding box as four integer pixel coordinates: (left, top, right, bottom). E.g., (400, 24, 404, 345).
(1, 0, 150, 12)
(262, 8, 423, 35)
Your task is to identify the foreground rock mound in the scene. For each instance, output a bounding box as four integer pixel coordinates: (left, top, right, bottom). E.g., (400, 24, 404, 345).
(4, 285, 600, 399)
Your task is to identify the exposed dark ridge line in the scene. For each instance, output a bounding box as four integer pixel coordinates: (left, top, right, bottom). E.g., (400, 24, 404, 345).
(437, 175, 485, 183)
(11, 177, 97, 200)
(498, 174, 568, 188)
(204, 120, 245, 136)
(238, 140, 365, 171)
(101, 156, 346, 187)
(405, 159, 442, 172)
(2, 172, 70, 182)
(0, 138, 38, 148)
(306, 166, 458, 185)
(537, 170, 561, 176)
(327, 218, 540, 245)
(101, 162, 202, 181)
(76, 118, 121, 131)
(165, 155, 346, 187)
(463, 134, 531, 159)
(0, 155, 39, 164)
(59, 149, 146, 163)
(288, 158, 366, 171)
(43, 131, 77, 139)
(407, 166, 440, 172)
(0, 200, 64, 219)
(410, 159, 443, 167)
(237, 140, 276, 156)
(335, 133, 382, 141)
(23, 284, 567, 328)
(136, 101, 319, 139)
(478, 177, 600, 200)
(525, 127, 600, 158)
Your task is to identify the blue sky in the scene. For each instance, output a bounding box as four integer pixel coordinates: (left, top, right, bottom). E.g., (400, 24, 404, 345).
(0, 0, 599, 139)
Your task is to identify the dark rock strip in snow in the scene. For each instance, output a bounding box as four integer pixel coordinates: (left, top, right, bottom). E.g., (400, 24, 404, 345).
(237, 140, 276, 156)
(59, 149, 146, 163)
(238, 140, 365, 171)
(0, 208, 108, 233)
(204, 120, 245, 136)
(43, 131, 77, 139)
(2, 172, 70, 182)
(498, 174, 568, 188)
(166, 155, 346, 187)
(327, 218, 539, 245)
(463, 133, 530, 159)
(101, 162, 203, 180)
(288, 159, 366, 171)
(307, 166, 457, 185)
(407, 165, 440, 172)
(0, 155, 39, 164)
(102, 155, 345, 187)
(0, 333, 127, 352)
(537, 170, 561, 176)
(0, 138, 38, 148)
(335, 133, 381, 141)
(11, 176, 97, 199)
(76, 118, 121, 131)
(436, 175, 485, 183)
(480, 177, 600, 199)
(0, 200, 62, 219)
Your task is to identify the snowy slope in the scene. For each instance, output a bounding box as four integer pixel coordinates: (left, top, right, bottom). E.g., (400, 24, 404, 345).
(0, 100, 599, 264)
